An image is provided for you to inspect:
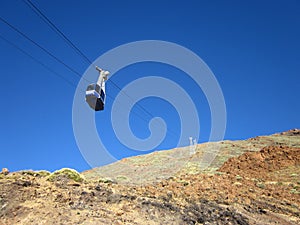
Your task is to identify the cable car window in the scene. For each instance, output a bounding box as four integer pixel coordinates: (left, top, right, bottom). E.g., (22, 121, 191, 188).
(87, 84, 95, 91)
(100, 89, 105, 100)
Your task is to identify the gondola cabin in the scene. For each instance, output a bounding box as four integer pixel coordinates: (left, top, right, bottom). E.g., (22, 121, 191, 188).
(85, 83, 105, 111)
(85, 68, 109, 111)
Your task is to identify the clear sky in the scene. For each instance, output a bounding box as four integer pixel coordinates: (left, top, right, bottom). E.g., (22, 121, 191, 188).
(0, 0, 299, 172)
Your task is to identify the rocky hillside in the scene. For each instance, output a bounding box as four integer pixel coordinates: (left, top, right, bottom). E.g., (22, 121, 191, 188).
(0, 129, 299, 224)
(83, 129, 300, 184)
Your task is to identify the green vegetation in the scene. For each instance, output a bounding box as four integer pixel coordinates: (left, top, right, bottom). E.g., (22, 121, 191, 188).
(186, 162, 201, 174)
(36, 170, 51, 177)
(99, 177, 114, 183)
(235, 175, 243, 180)
(20, 170, 51, 177)
(290, 188, 300, 194)
(20, 170, 36, 176)
(256, 182, 265, 189)
(177, 179, 189, 186)
(116, 175, 128, 181)
(215, 171, 225, 176)
(48, 168, 84, 182)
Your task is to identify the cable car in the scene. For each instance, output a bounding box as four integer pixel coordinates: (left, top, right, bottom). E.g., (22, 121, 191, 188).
(85, 67, 110, 111)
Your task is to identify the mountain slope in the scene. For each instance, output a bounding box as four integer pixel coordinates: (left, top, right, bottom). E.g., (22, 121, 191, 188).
(82, 129, 300, 184)
(0, 129, 299, 224)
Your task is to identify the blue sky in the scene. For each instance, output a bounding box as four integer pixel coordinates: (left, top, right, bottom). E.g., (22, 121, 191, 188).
(0, 0, 299, 172)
